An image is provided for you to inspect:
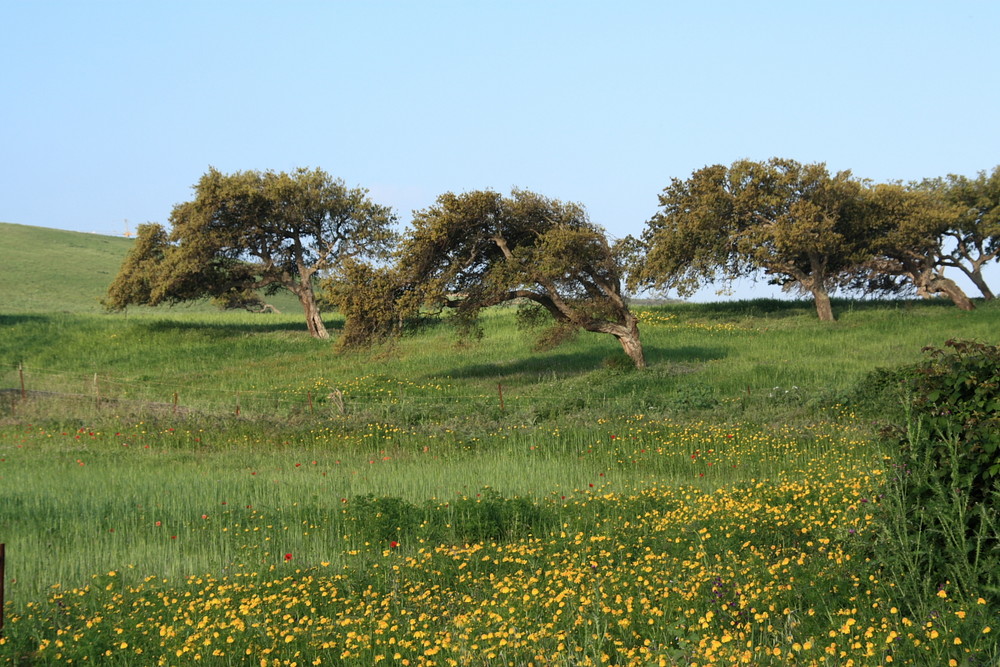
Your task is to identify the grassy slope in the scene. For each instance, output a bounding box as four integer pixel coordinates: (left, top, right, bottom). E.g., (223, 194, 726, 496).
(1, 220, 998, 430)
(0, 222, 138, 312)
(2, 225, 999, 665)
(0, 221, 300, 314)
(1, 287, 997, 432)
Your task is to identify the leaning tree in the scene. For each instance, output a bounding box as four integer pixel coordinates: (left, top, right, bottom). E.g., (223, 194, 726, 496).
(861, 182, 977, 310)
(933, 166, 1000, 300)
(330, 189, 647, 368)
(633, 158, 873, 322)
(104, 167, 397, 338)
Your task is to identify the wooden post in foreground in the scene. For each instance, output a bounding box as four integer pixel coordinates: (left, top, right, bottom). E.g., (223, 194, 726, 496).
(19, 364, 26, 401)
(497, 383, 505, 412)
(1, 542, 6, 636)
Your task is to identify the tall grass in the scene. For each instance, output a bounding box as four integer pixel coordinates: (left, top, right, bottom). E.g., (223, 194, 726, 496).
(2, 416, 856, 602)
(2, 246, 1000, 665)
(3, 299, 997, 435)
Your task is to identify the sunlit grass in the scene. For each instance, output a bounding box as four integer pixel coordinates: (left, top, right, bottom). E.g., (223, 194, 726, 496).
(2, 415, 996, 665)
(2, 298, 999, 664)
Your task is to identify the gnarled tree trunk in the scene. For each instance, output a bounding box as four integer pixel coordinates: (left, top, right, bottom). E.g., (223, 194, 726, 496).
(967, 270, 995, 300)
(583, 316, 646, 369)
(293, 285, 330, 339)
(811, 287, 835, 322)
(928, 275, 976, 311)
(614, 325, 647, 369)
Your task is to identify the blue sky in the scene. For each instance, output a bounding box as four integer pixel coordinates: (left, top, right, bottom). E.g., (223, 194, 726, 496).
(3, 1, 998, 300)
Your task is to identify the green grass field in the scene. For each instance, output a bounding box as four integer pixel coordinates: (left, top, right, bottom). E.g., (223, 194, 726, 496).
(1, 223, 998, 665)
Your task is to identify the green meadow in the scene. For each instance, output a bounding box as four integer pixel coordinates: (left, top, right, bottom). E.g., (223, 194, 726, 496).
(1, 223, 998, 666)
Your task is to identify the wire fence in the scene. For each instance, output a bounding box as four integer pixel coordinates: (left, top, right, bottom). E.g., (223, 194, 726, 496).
(0, 363, 602, 423)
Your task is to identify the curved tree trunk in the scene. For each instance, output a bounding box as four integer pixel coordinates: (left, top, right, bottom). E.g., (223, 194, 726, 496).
(584, 316, 646, 369)
(295, 286, 330, 339)
(967, 270, 995, 300)
(811, 286, 836, 322)
(510, 287, 647, 369)
(615, 326, 647, 369)
(929, 276, 976, 311)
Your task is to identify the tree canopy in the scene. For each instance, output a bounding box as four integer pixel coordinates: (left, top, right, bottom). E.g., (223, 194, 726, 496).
(329, 189, 646, 368)
(933, 167, 1000, 300)
(104, 167, 397, 338)
(860, 182, 976, 311)
(632, 159, 872, 321)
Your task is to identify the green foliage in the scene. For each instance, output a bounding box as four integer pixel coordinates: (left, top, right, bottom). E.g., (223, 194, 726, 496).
(933, 166, 1000, 299)
(861, 182, 977, 310)
(345, 494, 420, 543)
(103, 222, 172, 309)
(635, 159, 874, 321)
(342, 490, 555, 545)
(390, 188, 647, 367)
(323, 257, 415, 350)
(843, 365, 910, 419)
(447, 489, 555, 542)
(906, 339, 1000, 502)
(103, 167, 397, 338)
(874, 339, 1000, 607)
(664, 381, 718, 411)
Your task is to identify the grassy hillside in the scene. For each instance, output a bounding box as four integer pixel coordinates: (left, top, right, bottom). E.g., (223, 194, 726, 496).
(0, 222, 138, 312)
(2, 227, 999, 665)
(2, 297, 997, 433)
(0, 221, 304, 314)
(1, 218, 998, 430)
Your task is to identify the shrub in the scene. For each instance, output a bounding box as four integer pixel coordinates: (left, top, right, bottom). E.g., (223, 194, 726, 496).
(447, 489, 555, 542)
(907, 339, 1000, 505)
(875, 339, 1000, 610)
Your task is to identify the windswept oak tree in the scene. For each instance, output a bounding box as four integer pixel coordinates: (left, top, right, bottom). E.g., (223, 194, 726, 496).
(331, 189, 646, 368)
(632, 159, 872, 321)
(861, 182, 976, 310)
(104, 167, 397, 338)
(933, 166, 1000, 300)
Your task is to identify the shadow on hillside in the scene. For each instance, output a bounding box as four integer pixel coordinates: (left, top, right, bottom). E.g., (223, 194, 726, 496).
(648, 297, 965, 320)
(645, 345, 727, 366)
(440, 345, 726, 381)
(0, 314, 50, 327)
(135, 316, 343, 336)
(1, 312, 332, 337)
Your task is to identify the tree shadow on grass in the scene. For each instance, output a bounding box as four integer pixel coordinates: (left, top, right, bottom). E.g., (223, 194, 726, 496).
(437, 345, 726, 382)
(647, 297, 965, 320)
(135, 315, 344, 336)
(0, 314, 51, 327)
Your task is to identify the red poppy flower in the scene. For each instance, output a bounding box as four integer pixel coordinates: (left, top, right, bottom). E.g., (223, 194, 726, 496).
(389, 541, 399, 549)
(284, 553, 293, 561)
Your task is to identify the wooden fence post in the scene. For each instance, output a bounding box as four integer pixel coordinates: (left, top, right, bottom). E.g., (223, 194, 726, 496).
(497, 383, 505, 412)
(19, 364, 26, 401)
(1, 542, 6, 636)
(329, 389, 345, 415)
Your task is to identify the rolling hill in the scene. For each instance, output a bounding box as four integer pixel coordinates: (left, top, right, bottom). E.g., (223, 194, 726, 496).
(0, 222, 298, 313)
(0, 222, 138, 312)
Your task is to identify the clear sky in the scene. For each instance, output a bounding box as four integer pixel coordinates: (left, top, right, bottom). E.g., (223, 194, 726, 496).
(3, 1, 998, 300)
